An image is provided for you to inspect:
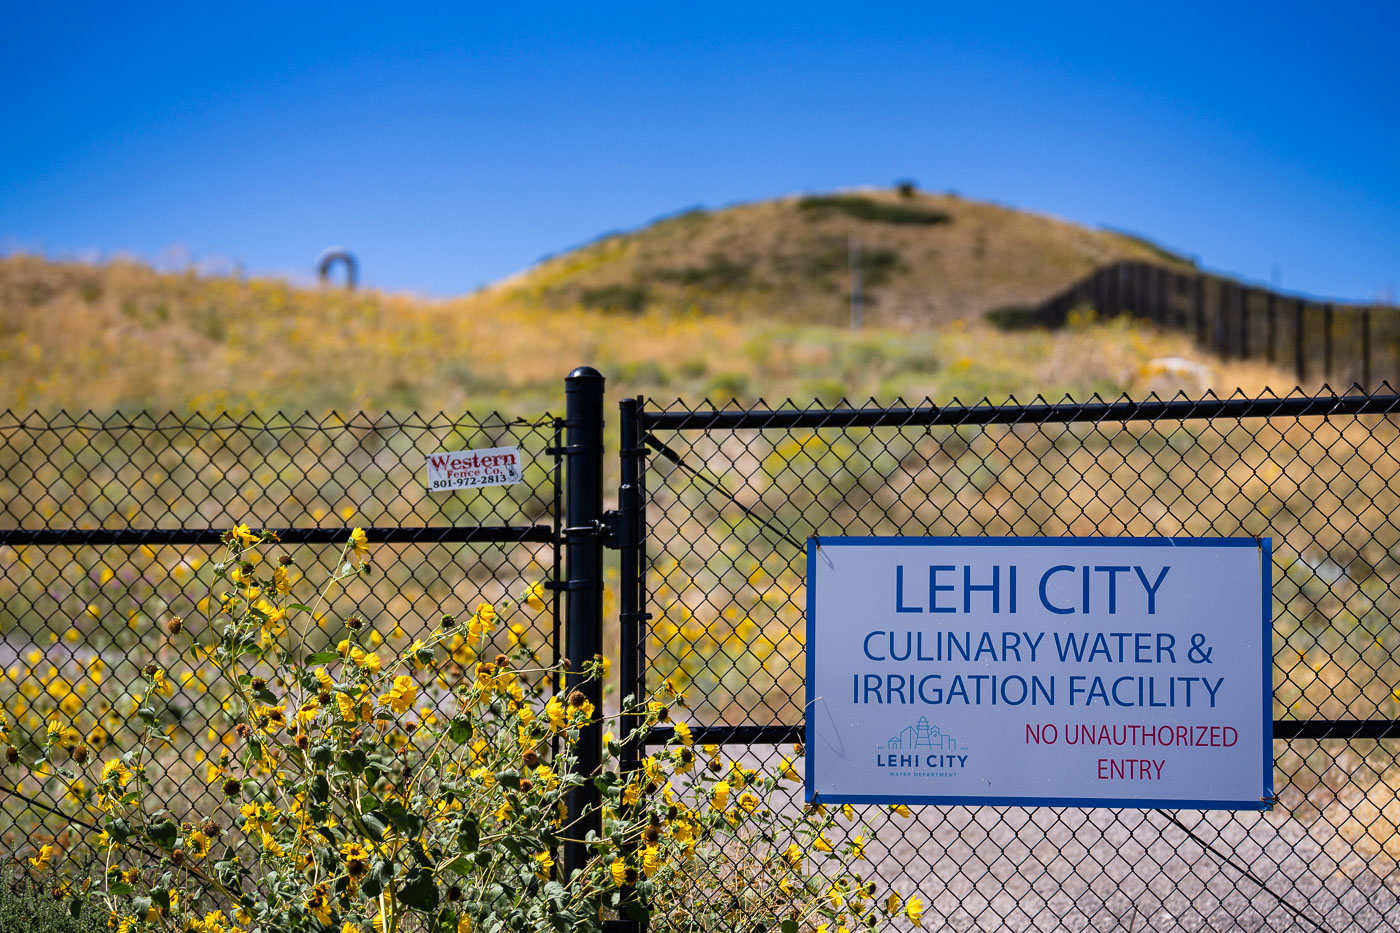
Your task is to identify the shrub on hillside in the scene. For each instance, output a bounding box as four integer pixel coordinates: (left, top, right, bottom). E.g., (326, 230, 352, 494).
(797, 195, 950, 226)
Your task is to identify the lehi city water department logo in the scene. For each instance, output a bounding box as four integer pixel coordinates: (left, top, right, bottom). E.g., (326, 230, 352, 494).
(875, 716, 969, 774)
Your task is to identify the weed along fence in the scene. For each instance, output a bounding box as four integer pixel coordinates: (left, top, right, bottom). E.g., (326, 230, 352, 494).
(4, 374, 1400, 931)
(1031, 260, 1400, 392)
(0, 410, 564, 848)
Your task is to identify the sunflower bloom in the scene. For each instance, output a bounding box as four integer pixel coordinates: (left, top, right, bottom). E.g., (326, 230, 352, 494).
(101, 758, 132, 788)
(349, 528, 369, 561)
(27, 844, 52, 870)
(906, 896, 925, 925)
(610, 858, 629, 887)
(378, 675, 418, 714)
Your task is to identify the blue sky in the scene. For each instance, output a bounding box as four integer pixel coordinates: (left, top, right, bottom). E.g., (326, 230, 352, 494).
(2, 3, 1397, 302)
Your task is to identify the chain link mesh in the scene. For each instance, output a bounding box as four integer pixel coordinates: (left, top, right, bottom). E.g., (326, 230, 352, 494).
(0, 409, 561, 864)
(635, 389, 1400, 931)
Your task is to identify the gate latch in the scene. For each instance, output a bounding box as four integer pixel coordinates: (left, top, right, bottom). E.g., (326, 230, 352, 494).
(599, 509, 636, 550)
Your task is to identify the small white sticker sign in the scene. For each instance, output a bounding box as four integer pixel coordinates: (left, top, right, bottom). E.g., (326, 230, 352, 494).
(425, 446, 523, 491)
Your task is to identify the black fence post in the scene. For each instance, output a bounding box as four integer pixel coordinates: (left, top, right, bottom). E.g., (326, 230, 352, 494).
(617, 397, 646, 774)
(1362, 308, 1372, 392)
(1239, 287, 1251, 359)
(1216, 280, 1230, 356)
(1295, 299, 1306, 385)
(1324, 303, 1335, 387)
(614, 396, 649, 930)
(1194, 275, 1207, 344)
(1265, 291, 1277, 364)
(562, 365, 605, 882)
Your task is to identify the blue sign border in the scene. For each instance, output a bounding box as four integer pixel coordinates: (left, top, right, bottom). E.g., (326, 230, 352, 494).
(804, 536, 1274, 811)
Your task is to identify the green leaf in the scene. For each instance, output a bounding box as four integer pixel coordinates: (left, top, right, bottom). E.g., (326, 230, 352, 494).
(494, 770, 520, 790)
(105, 816, 131, 843)
(288, 604, 314, 613)
(448, 716, 473, 744)
(107, 882, 133, 897)
(457, 817, 479, 853)
(441, 856, 473, 877)
(147, 820, 177, 848)
(360, 813, 386, 842)
(398, 867, 439, 911)
(338, 748, 367, 774)
(136, 707, 159, 725)
(316, 846, 337, 873)
(781, 921, 798, 933)
(305, 650, 338, 665)
(374, 800, 425, 836)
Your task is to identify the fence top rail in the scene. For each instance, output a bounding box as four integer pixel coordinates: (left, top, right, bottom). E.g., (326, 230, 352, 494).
(0, 409, 559, 434)
(641, 387, 1400, 431)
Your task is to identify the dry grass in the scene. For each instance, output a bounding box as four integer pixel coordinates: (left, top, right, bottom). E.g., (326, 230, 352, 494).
(1, 255, 1283, 419)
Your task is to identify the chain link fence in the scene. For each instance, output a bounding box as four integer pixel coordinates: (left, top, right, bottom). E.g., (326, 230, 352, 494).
(7, 384, 1400, 931)
(0, 409, 562, 862)
(628, 389, 1400, 932)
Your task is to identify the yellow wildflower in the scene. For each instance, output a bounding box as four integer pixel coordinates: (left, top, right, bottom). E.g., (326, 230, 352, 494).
(534, 850, 554, 879)
(672, 721, 693, 746)
(272, 566, 292, 595)
(710, 779, 730, 810)
(307, 883, 333, 925)
(101, 758, 132, 788)
(231, 524, 259, 547)
(544, 695, 566, 731)
(783, 843, 802, 870)
(814, 833, 833, 853)
(187, 829, 211, 859)
(610, 858, 629, 887)
(849, 833, 866, 861)
(906, 896, 924, 925)
(642, 845, 661, 875)
(378, 675, 418, 714)
(524, 581, 546, 611)
(28, 844, 53, 870)
(891, 804, 911, 818)
(349, 528, 369, 561)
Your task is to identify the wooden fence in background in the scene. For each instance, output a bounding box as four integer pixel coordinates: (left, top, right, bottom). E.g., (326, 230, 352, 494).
(1033, 261, 1398, 391)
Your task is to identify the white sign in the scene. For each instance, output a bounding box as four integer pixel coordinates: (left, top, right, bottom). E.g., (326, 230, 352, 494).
(806, 537, 1271, 809)
(425, 446, 523, 491)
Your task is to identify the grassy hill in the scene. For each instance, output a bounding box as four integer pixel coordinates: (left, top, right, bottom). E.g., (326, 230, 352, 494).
(1, 188, 1281, 416)
(492, 186, 1194, 326)
(0, 255, 1282, 417)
